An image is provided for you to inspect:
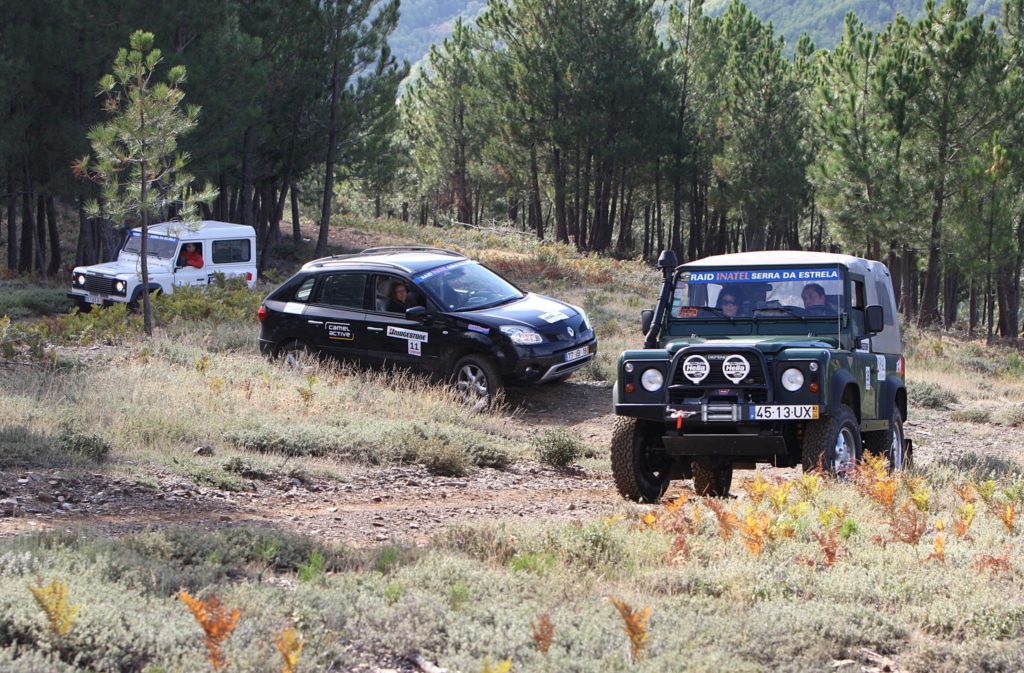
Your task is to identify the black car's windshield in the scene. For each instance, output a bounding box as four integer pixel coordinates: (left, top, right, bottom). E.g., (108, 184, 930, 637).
(414, 260, 523, 311)
(122, 231, 179, 259)
(670, 266, 844, 329)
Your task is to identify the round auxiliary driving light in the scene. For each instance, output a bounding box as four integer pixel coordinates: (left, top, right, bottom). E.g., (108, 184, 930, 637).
(624, 362, 635, 373)
(781, 368, 805, 392)
(641, 368, 664, 392)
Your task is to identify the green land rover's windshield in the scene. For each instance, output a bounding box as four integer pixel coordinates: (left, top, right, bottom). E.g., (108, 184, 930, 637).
(668, 266, 845, 338)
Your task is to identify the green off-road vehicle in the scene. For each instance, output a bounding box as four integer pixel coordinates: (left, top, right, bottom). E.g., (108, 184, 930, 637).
(612, 250, 910, 501)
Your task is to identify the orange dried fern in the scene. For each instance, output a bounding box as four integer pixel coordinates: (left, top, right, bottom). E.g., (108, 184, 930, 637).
(531, 613, 554, 655)
(704, 499, 738, 540)
(611, 597, 650, 661)
(28, 577, 79, 638)
(179, 591, 241, 671)
(888, 500, 927, 545)
(276, 625, 303, 673)
(856, 453, 898, 511)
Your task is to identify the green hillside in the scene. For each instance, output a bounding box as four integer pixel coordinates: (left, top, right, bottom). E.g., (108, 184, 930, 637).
(702, 0, 1003, 49)
(391, 0, 486, 64)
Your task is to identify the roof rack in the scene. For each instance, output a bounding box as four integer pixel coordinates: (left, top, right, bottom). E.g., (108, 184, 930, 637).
(358, 246, 463, 257)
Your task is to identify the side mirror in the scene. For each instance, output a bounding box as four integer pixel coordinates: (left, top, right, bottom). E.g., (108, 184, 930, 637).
(865, 305, 884, 334)
(405, 305, 428, 321)
(641, 309, 654, 335)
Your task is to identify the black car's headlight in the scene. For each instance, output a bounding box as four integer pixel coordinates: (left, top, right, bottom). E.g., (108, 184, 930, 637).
(499, 325, 543, 345)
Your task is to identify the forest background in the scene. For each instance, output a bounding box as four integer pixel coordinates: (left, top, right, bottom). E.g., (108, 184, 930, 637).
(2, 0, 1023, 334)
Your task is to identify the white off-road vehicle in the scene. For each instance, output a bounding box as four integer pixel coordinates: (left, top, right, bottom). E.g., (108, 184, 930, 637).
(68, 221, 257, 309)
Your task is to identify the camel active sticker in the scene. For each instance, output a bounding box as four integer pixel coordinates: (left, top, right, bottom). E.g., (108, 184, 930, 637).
(387, 325, 428, 357)
(326, 322, 353, 341)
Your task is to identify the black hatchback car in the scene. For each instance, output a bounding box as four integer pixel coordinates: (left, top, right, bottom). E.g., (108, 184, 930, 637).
(257, 247, 597, 405)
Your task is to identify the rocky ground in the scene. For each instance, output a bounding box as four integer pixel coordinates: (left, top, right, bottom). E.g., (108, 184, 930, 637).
(4, 377, 1009, 547)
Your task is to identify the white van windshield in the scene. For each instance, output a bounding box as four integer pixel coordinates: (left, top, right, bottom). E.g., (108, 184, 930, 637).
(123, 231, 179, 259)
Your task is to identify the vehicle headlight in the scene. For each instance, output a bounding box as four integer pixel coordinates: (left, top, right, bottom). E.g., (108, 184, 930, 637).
(641, 368, 664, 392)
(114, 280, 127, 294)
(75, 274, 86, 287)
(573, 306, 591, 331)
(781, 368, 805, 392)
(499, 325, 543, 345)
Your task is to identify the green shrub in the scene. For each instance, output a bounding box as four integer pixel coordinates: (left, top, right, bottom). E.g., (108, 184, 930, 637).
(949, 407, 991, 424)
(222, 456, 270, 480)
(55, 430, 111, 462)
(531, 427, 584, 467)
(298, 549, 327, 583)
(908, 381, 958, 410)
(997, 405, 1024, 427)
(0, 287, 72, 318)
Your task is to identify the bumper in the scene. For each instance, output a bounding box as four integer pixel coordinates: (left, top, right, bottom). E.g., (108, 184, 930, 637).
(662, 433, 787, 456)
(503, 338, 598, 384)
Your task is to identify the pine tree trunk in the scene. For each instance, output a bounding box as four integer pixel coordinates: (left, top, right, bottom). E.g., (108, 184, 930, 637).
(6, 169, 17, 271)
(34, 194, 46, 274)
(140, 159, 153, 337)
(654, 157, 662, 253)
(291, 183, 301, 244)
(18, 169, 34, 273)
(553, 145, 567, 243)
(529, 141, 543, 239)
(46, 196, 60, 276)
(918, 123, 948, 328)
(579, 149, 592, 250)
(241, 126, 256, 229)
(318, 47, 341, 257)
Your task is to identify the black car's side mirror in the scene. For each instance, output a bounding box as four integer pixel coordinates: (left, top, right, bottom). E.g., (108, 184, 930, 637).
(405, 305, 428, 321)
(865, 305, 884, 334)
(641, 309, 654, 335)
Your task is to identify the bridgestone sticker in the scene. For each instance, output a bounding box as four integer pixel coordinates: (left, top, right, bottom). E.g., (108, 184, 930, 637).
(539, 311, 569, 323)
(682, 355, 711, 383)
(386, 326, 428, 342)
(722, 354, 751, 384)
(326, 322, 353, 341)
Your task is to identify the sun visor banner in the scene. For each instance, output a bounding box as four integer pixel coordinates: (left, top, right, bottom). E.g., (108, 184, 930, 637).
(129, 231, 178, 243)
(681, 268, 841, 284)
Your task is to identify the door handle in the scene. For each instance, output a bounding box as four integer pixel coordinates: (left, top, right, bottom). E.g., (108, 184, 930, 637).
(307, 320, 324, 325)
(367, 326, 383, 332)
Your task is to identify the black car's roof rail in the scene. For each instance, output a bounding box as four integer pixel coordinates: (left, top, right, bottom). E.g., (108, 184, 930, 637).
(358, 245, 463, 257)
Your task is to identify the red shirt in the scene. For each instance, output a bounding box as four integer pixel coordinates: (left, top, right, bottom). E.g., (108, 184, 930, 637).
(182, 249, 204, 269)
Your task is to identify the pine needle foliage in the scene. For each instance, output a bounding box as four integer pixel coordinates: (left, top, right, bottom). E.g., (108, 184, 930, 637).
(179, 590, 241, 671)
(28, 576, 79, 638)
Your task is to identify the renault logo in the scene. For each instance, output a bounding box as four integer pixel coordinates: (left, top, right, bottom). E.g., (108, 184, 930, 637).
(567, 326, 575, 337)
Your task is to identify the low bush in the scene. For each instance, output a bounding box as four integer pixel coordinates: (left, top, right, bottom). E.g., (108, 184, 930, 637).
(0, 287, 72, 318)
(531, 428, 584, 467)
(55, 430, 111, 462)
(908, 381, 958, 410)
(949, 407, 992, 424)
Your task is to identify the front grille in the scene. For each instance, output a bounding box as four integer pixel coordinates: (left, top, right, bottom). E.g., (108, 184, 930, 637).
(83, 275, 117, 295)
(670, 388, 768, 404)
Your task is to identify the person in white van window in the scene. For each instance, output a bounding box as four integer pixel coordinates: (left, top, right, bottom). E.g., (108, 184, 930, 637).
(179, 243, 204, 269)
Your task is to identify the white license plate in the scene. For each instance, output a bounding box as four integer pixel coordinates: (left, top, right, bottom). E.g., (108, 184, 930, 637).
(85, 293, 104, 305)
(564, 346, 590, 362)
(753, 405, 819, 420)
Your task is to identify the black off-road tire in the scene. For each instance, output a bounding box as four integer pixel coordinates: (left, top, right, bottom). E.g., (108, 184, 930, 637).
(692, 459, 733, 497)
(452, 354, 502, 410)
(863, 408, 909, 471)
(280, 340, 316, 370)
(610, 417, 672, 503)
(802, 404, 861, 476)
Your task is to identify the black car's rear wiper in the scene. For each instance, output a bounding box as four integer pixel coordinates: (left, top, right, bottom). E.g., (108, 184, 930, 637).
(752, 306, 808, 322)
(674, 305, 735, 322)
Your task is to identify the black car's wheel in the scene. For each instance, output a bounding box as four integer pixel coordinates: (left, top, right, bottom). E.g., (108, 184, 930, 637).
(453, 354, 501, 410)
(280, 340, 316, 371)
(802, 404, 861, 477)
(692, 459, 733, 497)
(864, 407, 909, 471)
(610, 417, 672, 503)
